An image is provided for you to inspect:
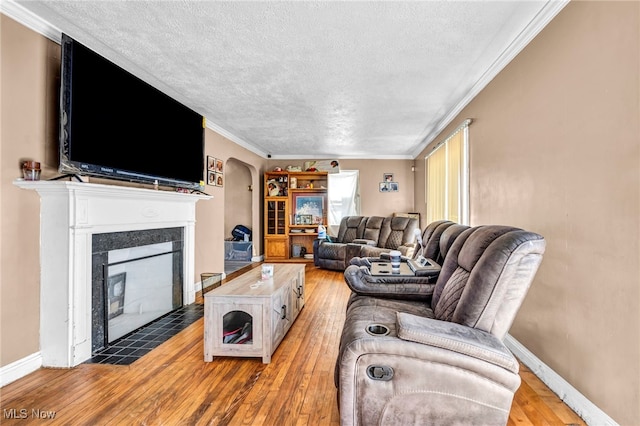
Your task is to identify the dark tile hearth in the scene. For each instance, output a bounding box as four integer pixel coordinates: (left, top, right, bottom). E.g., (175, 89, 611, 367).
(86, 304, 204, 365)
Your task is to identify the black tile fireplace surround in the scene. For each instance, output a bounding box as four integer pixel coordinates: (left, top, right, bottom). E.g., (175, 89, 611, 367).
(87, 303, 203, 365)
(92, 227, 184, 354)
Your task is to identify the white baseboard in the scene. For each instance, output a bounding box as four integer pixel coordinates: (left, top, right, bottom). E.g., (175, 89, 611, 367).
(0, 352, 43, 387)
(505, 334, 618, 426)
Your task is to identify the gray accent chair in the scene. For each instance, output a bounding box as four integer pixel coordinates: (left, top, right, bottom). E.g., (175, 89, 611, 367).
(336, 225, 546, 425)
(313, 216, 370, 271)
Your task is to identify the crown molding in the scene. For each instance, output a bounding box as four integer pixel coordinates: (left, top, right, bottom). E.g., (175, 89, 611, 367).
(411, 0, 570, 159)
(1, 0, 61, 43)
(204, 121, 268, 158)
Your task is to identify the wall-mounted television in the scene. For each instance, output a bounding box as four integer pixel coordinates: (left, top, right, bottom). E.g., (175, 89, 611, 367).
(59, 33, 205, 191)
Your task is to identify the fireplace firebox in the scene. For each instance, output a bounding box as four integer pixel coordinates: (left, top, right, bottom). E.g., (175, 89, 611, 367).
(92, 228, 184, 353)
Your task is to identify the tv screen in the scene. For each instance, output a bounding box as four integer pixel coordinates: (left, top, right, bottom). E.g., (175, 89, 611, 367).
(59, 33, 205, 190)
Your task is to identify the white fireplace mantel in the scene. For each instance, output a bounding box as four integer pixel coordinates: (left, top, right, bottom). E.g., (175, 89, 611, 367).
(14, 179, 211, 367)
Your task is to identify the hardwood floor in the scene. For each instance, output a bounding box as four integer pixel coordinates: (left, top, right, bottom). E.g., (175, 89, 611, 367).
(1, 264, 585, 425)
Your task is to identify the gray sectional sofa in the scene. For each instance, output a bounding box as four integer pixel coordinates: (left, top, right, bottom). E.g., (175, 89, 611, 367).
(313, 215, 418, 271)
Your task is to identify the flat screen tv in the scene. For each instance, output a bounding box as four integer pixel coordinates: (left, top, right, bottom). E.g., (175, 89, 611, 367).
(59, 33, 205, 191)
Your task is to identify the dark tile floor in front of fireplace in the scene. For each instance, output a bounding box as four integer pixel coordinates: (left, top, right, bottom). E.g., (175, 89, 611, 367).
(86, 303, 204, 365)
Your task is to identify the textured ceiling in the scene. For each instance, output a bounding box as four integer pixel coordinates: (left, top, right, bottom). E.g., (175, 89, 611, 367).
(9, 1, 566, 159)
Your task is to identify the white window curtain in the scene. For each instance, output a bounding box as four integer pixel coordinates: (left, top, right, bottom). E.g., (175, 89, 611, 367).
(328, 170, 360, 236)
(425, 119, 470, 225)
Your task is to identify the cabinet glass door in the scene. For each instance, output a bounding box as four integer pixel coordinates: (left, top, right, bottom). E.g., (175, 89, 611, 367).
(266, 200, 287, 235)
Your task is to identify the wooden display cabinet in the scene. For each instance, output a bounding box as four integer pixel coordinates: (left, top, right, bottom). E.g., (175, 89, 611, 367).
(264, 171, 328, 262)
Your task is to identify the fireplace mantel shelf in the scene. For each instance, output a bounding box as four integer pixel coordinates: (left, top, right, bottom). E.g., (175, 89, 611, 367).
(14, 179, 211, 202)
(14, 179, 211, 367)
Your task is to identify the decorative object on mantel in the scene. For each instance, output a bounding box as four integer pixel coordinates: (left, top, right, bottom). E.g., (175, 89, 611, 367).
(286, 165, 302, 172)
(22, 160, 41, 181)
(303, 160, 340, 173)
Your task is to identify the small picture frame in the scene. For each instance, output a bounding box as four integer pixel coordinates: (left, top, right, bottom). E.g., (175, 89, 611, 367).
(383, 173, 393, 182)
(379, 182, 399, 192)
(215, 159, 224, 173)
(215, 172, 224, 187)
(295, 214, 313, 225)
(207, 156, 216, 171)
(207, 170, 216, 186)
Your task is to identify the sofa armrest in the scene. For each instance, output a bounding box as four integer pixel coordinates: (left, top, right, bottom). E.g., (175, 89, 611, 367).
(397, 243, 417, 259)
(396, 312, 519, 373)
(313, 238, 326, 266)
(343, 264, 437, 301)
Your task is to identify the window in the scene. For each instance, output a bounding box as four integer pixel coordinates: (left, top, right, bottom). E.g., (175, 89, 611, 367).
(425, 119, 470, 225)
(328, 171, 360, 236)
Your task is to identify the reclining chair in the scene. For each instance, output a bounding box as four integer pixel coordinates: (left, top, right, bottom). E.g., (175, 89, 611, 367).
(313, 216, 368, 271)
(336, 225, 546, 425)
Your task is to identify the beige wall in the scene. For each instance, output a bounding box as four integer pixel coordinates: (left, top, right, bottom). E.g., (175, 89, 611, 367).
(223, 158, 253, 241)
(414, 2, 639, 424)
(0, 15, 61, 366)
(267, 159, 416, 219)
(196, 131, 266, 281)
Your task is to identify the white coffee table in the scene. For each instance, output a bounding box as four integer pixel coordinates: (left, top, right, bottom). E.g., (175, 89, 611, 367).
(204, 264, 305, 363)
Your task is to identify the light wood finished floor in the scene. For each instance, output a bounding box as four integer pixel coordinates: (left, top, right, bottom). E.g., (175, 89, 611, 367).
(1, 264, 585, 425)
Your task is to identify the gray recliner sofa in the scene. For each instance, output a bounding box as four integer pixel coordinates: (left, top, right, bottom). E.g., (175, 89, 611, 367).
(336, 225, 546, 425)
(313, 215, 418, 271)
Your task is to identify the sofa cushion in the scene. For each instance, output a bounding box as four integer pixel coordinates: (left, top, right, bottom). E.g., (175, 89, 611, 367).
(419, 220, 455, 261)
(361, 216, 384, 242)
(335, 216, 367, 243)
(431, 226, 546, 338)
(377, 216, 418, 250)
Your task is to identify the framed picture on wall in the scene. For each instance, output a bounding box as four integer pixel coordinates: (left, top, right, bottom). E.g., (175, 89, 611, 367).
(383, 173, 393, 182)
(379, 182, 399, 192)
(207, 170, 216, 186)
(215, 159, 224, 173)
(215, 172, 224, 187)
(207, 156, 216, 171)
